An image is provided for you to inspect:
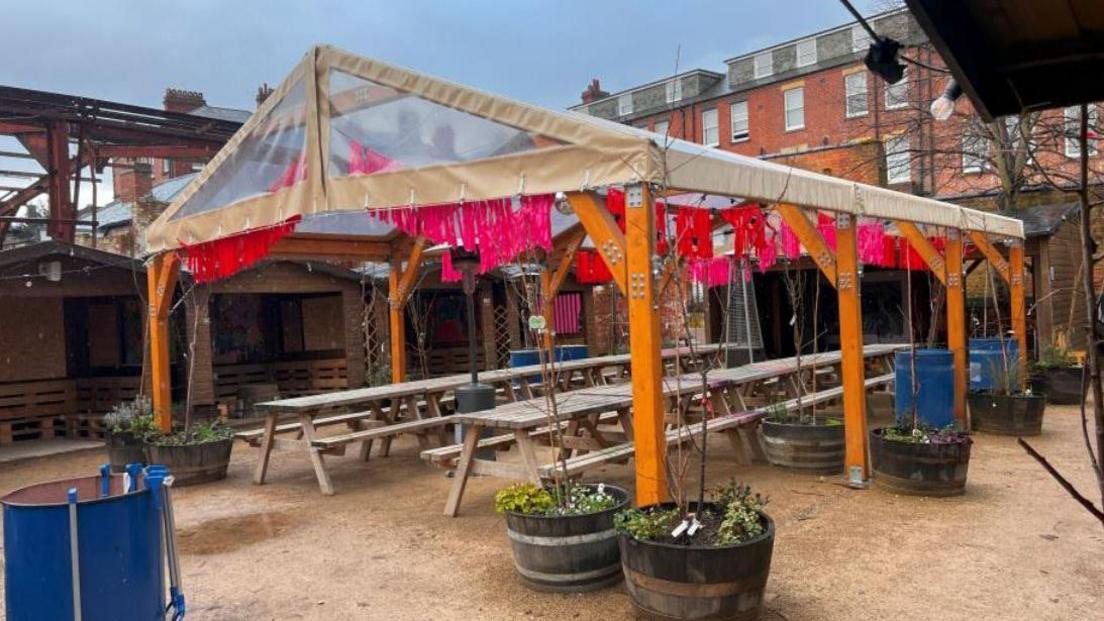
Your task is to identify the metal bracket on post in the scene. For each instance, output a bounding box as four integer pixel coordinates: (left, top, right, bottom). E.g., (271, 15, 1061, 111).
(626, 183, 644, 209)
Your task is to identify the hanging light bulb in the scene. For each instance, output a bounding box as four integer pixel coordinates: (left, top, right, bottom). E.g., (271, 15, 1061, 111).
(930, 80, 963, 121)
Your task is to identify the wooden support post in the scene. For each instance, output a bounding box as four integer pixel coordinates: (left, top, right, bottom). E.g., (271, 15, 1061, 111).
(388, 237, 428, 383)
(835, 213, 868, 486)
(566, 192, 628, 295)
(777, 204, 837, 286)
(147, 252, 180, 433)
(45, 121, 73, 242)
(1010, 240, 1028, 388)
(945, 229, 967, 425)
(623, 183, 668, 505)
(967, 231, 1010, 283)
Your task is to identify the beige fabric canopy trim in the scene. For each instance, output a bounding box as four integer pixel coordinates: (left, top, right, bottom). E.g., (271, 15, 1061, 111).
(146, 45, 1024, 253)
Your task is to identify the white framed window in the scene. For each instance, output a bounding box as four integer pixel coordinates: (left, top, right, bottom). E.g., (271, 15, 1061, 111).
(962, 133, 988, 173)
(618, 93, 633, 116)
(665, 79, 682, 104)
(783, 87, 804, 131)
(191, 160, 205, 172)
(162, 158, 171, 174)
(730, 100, 749, 142)
(885, 135, 911, 183)
(885, 69, 908, 109)
(796, 39, 817, 67)
(1065, 105, 1099, 158)
(654, 119, 670, 139)
(754, 51, 773, 79)
(845, 72, 868, 118)
(702, 109, 719, 147)
(852, 24, 873, 53)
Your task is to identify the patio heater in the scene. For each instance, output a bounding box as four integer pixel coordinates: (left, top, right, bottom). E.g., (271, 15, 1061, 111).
(450, 249, 497, 452)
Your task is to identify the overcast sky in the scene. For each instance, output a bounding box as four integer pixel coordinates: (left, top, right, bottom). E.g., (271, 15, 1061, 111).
(1, 0, 880, 207)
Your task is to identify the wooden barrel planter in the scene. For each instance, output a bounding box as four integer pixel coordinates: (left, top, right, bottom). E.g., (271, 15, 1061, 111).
(968, 393, 1045, 436)
(870, 428, 971, 496)
(105, 429, 146, 473)
(760, 418, 844, 474)
(143, 438, 233, 486)
(620, 503, 774, 621)
(1030, 367, 1084, 405)
(504, 484, 629, 592)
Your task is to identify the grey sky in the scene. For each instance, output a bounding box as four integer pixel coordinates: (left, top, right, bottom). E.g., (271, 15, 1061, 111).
(2, 1, 876, 206)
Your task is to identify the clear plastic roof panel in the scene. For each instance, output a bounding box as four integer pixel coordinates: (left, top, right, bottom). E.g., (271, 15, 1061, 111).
(171, 78, 309, 220)
(326, 70, 563, 179)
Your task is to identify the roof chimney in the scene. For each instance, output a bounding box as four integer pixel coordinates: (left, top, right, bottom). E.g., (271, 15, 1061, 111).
(256, 83, 274, 108)
(580, 79, 609, 105)
(113, 162, 154, 205)
(163, 88, 206, 113)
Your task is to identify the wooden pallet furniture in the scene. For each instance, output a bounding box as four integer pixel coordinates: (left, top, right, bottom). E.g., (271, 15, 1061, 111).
(0, 379, 78, 445)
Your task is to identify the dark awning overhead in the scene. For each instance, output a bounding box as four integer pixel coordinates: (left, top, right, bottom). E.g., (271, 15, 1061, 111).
(905, 0, 1104, 121)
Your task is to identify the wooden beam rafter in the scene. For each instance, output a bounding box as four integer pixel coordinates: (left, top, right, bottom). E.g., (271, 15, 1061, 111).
(776, 204, 837, 286)
(566, 191, 628, 295)
(967, 230, 1011, 283)
(895, 221, 947, 285)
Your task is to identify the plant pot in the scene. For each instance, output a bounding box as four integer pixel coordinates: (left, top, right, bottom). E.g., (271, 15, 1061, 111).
(1031, 367, 1084, 405)
(104, 429, 146, 473)
(760, 418, 844, 474)
(504, 484, 629, 593)
(620, 503, 774, 621)
(968, 392, 1045, 436)
(870, 428, 971, 497)
(143, 438, 233, 486)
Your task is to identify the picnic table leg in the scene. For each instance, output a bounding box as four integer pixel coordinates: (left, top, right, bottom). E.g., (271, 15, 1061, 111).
(514, 430, 543, 484)
(252, 412, 279, 485)
(617, 407, 634, 441)
(298, 413, 335, 496)
(425, 392, 451, 446)
(381, 398, 401, 457)
(444, 425, 482, 517)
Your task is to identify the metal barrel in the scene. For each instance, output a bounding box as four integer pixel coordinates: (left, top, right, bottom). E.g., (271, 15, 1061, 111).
(759, 419, 844, 474)
(504, 485, 628, 593)
(870, 428, 972, 496)
(967, 393, 1045, 435)
(3, 472, 165, 620)
(620, 503, 775, 621)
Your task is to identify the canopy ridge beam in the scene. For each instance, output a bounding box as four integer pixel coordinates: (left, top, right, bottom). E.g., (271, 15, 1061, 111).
(147, 252, 180, 433)
(776, 204, 837, 286)
(967, 231, 1011, 283)
(895, 221, 948, 286)
(566, 191, 628, 295)
(270, 236, 392, 261)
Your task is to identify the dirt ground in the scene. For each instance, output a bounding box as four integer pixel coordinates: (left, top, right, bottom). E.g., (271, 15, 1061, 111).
(1, 405, 1101, 621)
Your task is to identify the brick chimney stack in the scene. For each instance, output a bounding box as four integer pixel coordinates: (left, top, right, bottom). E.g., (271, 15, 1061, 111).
(580, 79, 609, 104)
(256, 83, 274, 108)
(163, 88, 206, 113)
(113, 162, 154, 204)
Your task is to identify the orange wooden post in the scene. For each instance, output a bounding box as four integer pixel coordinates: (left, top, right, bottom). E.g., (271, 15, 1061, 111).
(623, 183, 668, 505)
(835, 213, 869, 486)
(147, 252, 180, 433)
(1009, 240, 1028, 388)
(388, 237, 428, 383)
(945, 229, 967, 425)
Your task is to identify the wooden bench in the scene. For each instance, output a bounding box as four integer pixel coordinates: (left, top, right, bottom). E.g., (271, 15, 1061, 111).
(311, 416, 450, 452)
(234, 410, 381, 446)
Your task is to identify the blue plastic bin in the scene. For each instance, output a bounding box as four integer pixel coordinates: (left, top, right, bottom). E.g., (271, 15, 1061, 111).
(895, 349, 955, 428)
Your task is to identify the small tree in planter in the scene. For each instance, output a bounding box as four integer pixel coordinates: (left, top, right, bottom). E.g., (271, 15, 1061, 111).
(491, 256, 630, 593)
(871, 259, 973, 496)
(103, 396, 156, 472)
(615, 480, 774, 620)
(1032, 342, 1085, 405)
(760, 263, 847, 474)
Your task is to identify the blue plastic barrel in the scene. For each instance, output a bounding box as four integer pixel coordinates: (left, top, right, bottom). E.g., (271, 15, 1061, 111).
(3, 469, 165, 620)
(895, 349, 955, 428)
(509, 348, 543, 383)
(969, 338, 1020, 392)
(556, 344, 590, 362)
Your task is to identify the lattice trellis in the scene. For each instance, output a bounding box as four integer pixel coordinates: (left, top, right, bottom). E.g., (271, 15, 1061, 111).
(493, 302, 512, 367)
(362, 283, 389, 385)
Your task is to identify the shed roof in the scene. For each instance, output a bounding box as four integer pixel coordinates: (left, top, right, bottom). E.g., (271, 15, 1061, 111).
(998, 201, 1080, 238)
(146, 45, 1024, 254)
(0, 240, 143, 272)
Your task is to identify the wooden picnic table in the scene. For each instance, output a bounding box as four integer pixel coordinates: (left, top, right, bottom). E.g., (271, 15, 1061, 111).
(439, 344, 903, 516)
(243, 342, 733, 495)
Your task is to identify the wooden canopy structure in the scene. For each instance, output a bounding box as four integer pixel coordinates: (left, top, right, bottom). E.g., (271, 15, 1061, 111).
(144, 45, 1026, 501)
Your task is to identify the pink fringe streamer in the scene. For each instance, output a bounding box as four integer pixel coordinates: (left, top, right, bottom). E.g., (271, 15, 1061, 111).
(688, 256, 734, 287)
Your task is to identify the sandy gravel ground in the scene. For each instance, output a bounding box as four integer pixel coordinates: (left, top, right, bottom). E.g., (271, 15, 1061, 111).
(1, 404, 1100, 620)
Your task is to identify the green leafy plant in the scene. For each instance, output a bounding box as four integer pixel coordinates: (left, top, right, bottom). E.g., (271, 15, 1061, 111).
(145, 419, 234, 447)
(714, 481, 767, 545)
(1036, 344, 1079, 370)
(495, 483, 554, 515)
(883, 425, 970, 445)
(988, 354, 1023, 396)
(616, 480, 768, 546)
(614, 506, 681, 540)
(495, 482, 620, 516)
(104, 396, 156, 435)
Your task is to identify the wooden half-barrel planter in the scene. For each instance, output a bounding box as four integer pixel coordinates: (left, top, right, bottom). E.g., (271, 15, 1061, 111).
(870, 428, 972, 496)
(143, 438, 233, 486)
(1030, 367, 1084, 405)
(968, 393, 1045, 436)
(503, 484, 629, 592)
(104, 429, 147, 473)
(760, 418, 844, 474)
(620, 503, 774, 621)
